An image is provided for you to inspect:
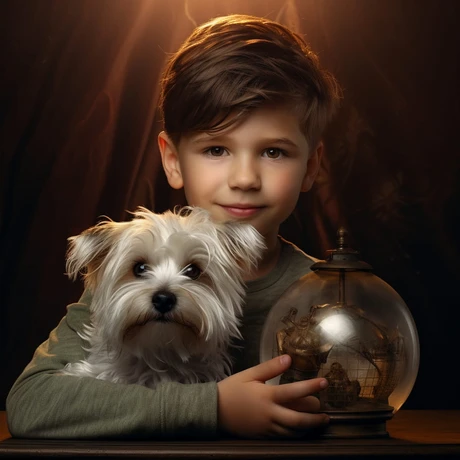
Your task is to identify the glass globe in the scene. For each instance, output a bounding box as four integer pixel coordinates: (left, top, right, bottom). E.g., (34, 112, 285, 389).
(260, 229, 420, 437)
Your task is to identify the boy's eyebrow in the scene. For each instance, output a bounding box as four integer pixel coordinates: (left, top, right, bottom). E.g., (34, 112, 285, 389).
(190, 135, 300, 148)
(263, 137, 300, 148)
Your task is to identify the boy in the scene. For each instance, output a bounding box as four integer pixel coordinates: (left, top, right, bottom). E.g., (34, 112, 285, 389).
(7, 14, 340, 439)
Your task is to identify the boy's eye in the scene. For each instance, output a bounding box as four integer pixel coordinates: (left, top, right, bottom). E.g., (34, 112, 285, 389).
(133, 262, 148, 277)
(263, 148, 284, 159)
(182, 264, 202, 280)
(206, 146, 226, 156)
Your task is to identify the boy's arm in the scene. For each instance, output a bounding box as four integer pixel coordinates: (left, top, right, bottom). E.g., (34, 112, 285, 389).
(6, 299, 218, 439)
(7, 294, 329, 439)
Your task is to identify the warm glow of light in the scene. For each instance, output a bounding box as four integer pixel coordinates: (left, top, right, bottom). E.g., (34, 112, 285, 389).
(319, 314, 354, 342)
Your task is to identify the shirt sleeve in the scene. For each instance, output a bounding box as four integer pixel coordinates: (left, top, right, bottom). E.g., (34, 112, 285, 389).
(6, 294, 218, 439)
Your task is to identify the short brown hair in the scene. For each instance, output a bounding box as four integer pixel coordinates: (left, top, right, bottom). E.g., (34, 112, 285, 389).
(159, 14, 341, 149)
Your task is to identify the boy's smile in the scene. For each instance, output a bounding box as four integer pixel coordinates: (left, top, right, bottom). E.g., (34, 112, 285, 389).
(220, 205, 264, 219)
(159, 104, 322, 262)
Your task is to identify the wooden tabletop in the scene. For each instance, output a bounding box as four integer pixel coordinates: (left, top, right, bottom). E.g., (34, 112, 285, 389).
(1, 410, 460, 458)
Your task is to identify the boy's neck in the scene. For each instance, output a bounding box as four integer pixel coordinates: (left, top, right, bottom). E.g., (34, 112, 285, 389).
(244, 235, 281, 281)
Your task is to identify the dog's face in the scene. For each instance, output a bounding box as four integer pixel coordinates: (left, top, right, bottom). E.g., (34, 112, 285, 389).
(66, 207, 264, 362)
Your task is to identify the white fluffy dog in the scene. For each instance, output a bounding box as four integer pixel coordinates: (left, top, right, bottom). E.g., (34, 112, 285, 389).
(64, 206, 264, 388)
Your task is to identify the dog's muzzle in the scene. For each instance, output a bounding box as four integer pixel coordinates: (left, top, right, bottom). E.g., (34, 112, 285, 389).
(152, 290, 177, 314)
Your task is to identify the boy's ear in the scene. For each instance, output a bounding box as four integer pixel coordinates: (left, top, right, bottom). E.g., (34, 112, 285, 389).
(301, 141, 323, 192)
(158, 131, 184, 190)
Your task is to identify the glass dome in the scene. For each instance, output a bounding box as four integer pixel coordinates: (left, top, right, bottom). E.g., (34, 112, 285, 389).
(260, 229, 420, 437)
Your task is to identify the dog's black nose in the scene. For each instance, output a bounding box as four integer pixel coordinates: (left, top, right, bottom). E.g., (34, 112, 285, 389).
(152, 291, 177, 314)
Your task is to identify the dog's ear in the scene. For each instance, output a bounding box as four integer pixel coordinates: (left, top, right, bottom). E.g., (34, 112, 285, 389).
(216, 222, 266, 274)
(66, 220, 126, 288)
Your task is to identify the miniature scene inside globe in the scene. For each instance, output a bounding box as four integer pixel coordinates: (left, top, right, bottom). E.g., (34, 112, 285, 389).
(260, 232, 420, 423)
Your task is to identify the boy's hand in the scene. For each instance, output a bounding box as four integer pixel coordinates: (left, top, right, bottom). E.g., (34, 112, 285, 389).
(217, 355, 329, 438)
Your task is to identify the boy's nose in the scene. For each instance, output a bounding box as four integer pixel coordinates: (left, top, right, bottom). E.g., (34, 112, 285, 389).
(228, 157, 261, 190)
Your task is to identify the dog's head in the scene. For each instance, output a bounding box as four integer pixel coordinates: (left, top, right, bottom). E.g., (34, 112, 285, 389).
(66, 206, 265, 361)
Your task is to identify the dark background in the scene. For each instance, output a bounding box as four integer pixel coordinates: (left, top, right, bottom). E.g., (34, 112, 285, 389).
(1, 0, 459, 411)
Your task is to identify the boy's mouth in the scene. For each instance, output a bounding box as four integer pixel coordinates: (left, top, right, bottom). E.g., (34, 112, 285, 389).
(220, 205, 264, 218)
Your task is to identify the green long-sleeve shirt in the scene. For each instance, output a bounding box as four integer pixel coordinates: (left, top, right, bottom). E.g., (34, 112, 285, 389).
(6, 238, 316, 439)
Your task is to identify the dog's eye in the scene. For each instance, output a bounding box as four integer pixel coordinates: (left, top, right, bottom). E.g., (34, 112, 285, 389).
(133, 262, 148, 277)
(182, 264, 201, 280)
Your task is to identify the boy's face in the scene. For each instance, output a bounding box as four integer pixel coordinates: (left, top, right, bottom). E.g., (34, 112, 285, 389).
(159, 105, 321, 246)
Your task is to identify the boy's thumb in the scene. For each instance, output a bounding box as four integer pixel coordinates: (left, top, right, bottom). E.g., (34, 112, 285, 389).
(241, 355, 292, 383)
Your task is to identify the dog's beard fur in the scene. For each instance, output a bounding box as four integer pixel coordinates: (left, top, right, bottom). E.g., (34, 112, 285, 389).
(63, 206, 265, 388)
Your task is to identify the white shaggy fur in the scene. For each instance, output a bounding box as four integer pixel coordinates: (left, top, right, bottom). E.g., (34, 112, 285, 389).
(63, 206, 265, 388)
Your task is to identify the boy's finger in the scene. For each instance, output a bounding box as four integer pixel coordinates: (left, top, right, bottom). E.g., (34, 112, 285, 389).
(284, 395, 321, 413)
(273, 406, 330, 432)
(273, 404, 330, 431)
(273, 377, 328, 404)
(236, 355, 292, 383)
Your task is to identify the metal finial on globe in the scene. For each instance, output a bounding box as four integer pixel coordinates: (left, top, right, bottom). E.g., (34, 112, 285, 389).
(310, 228, 372, 271)
(337, 227, 349, 249)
